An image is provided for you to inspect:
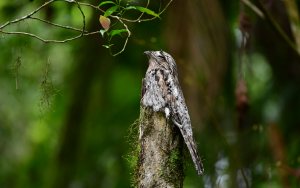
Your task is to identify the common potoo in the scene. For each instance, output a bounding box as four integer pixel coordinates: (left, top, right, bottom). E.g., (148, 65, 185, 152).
(141, 50, 204, 175)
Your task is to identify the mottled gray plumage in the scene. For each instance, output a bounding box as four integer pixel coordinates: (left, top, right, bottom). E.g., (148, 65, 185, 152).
(141, 50, 204, 175)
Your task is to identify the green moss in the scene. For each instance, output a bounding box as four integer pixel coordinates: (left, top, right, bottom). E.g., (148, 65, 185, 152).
(126, 107, 185, 187)
(162, 148, 184, 188)
(129, 145, 141, 188)
(169, 150, 180, 169)
(39, 61, 57, 112)
(125, 117, 140, 187)
(11, 56, 22, 90)
(126, 107, 157, 187)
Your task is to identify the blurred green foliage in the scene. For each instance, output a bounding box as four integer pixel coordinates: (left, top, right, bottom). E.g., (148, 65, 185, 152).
(1, 0, 300, 188)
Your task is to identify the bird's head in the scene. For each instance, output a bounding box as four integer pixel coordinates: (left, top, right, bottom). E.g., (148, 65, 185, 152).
(144, 50, 177, 74)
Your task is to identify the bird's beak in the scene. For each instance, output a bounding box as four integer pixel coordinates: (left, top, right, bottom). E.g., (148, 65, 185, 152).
(144, 51, 152, 58)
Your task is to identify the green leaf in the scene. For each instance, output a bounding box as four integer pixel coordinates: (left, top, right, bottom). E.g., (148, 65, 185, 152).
(104, 5, 119, 17)
(100, 29, 106, 37)
(99, 1, 116, 7)
(125, 6, 160, 18)
(109, 29, 128, 37)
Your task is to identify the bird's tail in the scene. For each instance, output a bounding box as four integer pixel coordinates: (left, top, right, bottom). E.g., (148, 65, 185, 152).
(179, 127, 204, 175)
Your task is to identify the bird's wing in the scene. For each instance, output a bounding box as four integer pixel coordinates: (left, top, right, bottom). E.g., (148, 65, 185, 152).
(167, 73, 204, 175)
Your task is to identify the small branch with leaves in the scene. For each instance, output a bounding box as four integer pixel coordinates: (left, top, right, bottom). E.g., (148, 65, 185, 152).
(0, 0, 173, 56)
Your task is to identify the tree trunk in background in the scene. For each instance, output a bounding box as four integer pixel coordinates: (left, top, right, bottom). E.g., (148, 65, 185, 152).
(165, 0, 238, 186)
(137, 107, 184, 188)
(254, 0, 300, 187)
(165, 0, 229, 127)
(53, 7, 105, 188)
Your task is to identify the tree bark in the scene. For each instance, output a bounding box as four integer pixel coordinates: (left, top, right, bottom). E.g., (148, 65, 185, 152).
(136, 107, 184, 188)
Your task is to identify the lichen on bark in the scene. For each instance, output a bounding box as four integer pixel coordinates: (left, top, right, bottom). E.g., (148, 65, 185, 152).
(136, 107, 184, 188)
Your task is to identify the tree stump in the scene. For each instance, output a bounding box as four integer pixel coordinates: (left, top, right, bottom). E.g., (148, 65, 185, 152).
(136, 107, 184, 188)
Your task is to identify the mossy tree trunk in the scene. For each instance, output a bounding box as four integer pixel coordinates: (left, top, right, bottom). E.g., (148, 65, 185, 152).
(136, 107, 184, 188)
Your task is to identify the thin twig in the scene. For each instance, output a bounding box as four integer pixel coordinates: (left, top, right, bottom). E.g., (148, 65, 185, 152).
(254, 0, 299, 56)
(118, 0, 173, 23)
(121, 0, 150, 23)
(84, 31, 100, 36)
(30, 17, 87, 33)
(241, 0, 300, 56)
(0, 0, 55, 30)
(0, 0, 88, 43)
(0, 30, 99, 43)
(0, 0, 173, 55)
(241, 0, 264, 19)
(77, 2, 132, 55)
(110, 16, 131, 56)
(283, 0, 300, 53)
(73, 0, 85, 37)
(1, 31, 72, 43)
(240, 168, 250, 188)
(77, 2, 105, 13)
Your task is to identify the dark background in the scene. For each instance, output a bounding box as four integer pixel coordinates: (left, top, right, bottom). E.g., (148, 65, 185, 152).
(1, 0, 300, 187)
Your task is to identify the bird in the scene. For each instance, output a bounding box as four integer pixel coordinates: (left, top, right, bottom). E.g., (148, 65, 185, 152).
(141, 50, 204, 175)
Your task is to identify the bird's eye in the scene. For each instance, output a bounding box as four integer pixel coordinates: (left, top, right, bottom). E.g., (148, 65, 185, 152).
(158, 55, 164, 59)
